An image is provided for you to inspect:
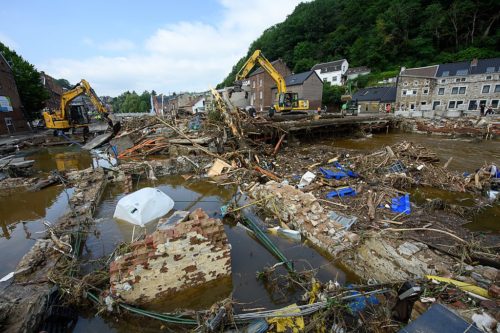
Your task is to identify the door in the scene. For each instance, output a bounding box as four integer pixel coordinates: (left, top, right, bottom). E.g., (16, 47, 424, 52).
(4, 117, 15, 134)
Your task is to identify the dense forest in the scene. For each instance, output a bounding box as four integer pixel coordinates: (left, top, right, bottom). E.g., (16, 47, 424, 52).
(218, 0, 500, 89)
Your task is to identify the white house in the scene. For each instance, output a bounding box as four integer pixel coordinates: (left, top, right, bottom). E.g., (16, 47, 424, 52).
(192, 97, 205, 114)
(311, 59, 349, 85)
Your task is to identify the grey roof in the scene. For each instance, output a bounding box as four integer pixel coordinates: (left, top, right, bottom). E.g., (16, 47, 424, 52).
(401, 65, 438, 78)
(271, 71, 320, 88)
(250, 59, 281, 76)
(470, 58, 500, 75)
(436, 61, 470, 77)
(352, 86, 397, 103)
(311, 59, 346, 73)
(346, 66, 370, 75)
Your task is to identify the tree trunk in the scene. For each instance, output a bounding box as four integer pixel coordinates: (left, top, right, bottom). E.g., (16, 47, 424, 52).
(483, 13, 500, 38)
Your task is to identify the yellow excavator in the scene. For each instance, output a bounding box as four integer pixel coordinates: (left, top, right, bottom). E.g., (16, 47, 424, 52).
(233, 50, 309, 116)
(42, 79, 119, 136)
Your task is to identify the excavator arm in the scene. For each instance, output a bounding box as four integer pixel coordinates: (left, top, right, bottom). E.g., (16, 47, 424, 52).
(60, 79, 111, 123)
(235, 50, 287, 94)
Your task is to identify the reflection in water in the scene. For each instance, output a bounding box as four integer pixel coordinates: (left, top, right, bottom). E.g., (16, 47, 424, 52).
(25, 146, 92, 173)
(0, 186, 73, 280)
(76, 175, 349, 332)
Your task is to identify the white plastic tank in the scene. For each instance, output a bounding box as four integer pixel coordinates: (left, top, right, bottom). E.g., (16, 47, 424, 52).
(113, 187, 174, 226)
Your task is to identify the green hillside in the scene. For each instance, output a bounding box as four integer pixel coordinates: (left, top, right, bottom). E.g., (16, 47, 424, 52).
(218, 0, 500, 88)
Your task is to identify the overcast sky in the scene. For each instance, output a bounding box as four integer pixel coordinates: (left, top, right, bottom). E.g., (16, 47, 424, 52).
(0, 0, 305, 96)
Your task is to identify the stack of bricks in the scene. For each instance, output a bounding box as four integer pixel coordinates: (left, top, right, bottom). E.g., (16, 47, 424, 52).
(109, 208, 231, 305)
(250, 181, 358, 256)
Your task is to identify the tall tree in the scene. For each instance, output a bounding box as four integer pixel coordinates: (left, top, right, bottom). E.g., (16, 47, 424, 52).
(0, 42, 49, 120)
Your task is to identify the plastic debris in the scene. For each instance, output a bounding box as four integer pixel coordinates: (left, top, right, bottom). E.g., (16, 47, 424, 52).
(319, 167, 347, 180)
(391, 194, 411, 214)
(269, 226, 301, 241)
(113, 187, 174, 226)
(471, 312, 497, 333)
(267, 304, 305, 332)
(387, 160, 406, 173)
(0, 271, 14, 282)
(207, 159, 232, 177)
(297, 171, 316, 189)
(326, 187, 356, 198)
(346, 289, 380, 314)
(333, 162, 359, 178)
(328, 211, 358, 230)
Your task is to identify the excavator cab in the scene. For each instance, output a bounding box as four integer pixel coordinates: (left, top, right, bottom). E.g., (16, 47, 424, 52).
(68, 104, 90, 125)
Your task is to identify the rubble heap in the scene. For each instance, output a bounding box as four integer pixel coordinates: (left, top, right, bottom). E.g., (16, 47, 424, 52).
(110, 208, 231, 305)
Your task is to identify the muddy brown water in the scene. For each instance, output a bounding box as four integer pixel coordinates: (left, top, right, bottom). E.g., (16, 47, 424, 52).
(0, 132, 498, 331)
(74, 175, 350, 332)
(328, 132, 500, 233)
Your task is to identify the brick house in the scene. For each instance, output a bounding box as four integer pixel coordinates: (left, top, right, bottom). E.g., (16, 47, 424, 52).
(0, 52, 28, 134)
(396, 58, 500, 116)
(247, 59, 291, 112)
(270, 70, 324, 110)
(312, 59, 349, 85)
(40, 71, 63, 111)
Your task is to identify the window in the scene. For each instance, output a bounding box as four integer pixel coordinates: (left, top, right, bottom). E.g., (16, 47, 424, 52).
(323, 78, 328, 82)
(332, 76, 338, 81)
(451, 87, 459, 94)
(461, 78, 466, 82)
(414, 80, 418, 86)
(259, 91, 263, 99)
(432, 101, 441, 110)
(495, 85, 500, 93)
(459, 87, 466, 94)
(468, 100, 477, 110)
(456, 101, 464, 107)
(412, 90, 417, 95)
(455, 78, 460, 82)
(441, 79, 446, 83)
(424, 79, 430, 84)
(403, 82, 409, 86)
(482, 85, 490, 93)
(491, 100, 499, 108)
(486, 67, 495, 73)
(410, 103, 415, 110)
(402, 90, 407, 96)
(423, 89, 429, 95)
(456, 69, 468, 75)
(442, 71, 450, 77)
(449, 101, 456, 109)
(259, 79, 263, 87)
(486, 75, 492, 80)
(421, 101, 427, 105)
(438, 87, 445, 95)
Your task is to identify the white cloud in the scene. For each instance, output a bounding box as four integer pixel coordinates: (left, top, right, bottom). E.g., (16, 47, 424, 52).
(42, 0, 306, 96)
(0, 32, 19, 50)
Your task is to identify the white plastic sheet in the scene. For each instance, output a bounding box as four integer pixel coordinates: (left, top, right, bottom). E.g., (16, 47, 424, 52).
(113, 187, 174, 226)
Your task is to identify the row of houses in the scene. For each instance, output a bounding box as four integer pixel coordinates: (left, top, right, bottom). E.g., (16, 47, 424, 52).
(352, 57, 500, 117)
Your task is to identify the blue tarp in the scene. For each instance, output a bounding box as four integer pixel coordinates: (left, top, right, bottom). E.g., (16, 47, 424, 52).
(326, 187, 356, 198)
(391, 194, 411, 214)
(346, 289, 380, 314)
(320, 167, 347, 180)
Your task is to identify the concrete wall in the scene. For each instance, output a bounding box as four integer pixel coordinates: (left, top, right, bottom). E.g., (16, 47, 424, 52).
(110, 208, 231, 305)
(0, 54, 28, 134)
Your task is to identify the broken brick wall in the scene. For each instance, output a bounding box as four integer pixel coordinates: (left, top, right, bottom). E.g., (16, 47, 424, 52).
(110, 208, 231, 305)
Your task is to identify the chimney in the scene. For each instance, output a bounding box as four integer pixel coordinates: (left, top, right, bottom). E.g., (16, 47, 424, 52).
(471, 58, 478, 67)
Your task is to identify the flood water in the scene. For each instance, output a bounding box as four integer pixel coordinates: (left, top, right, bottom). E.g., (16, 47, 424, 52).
(1, 132, 498, 331)
(74, 175, 349, 332)
(329, 131, 500, 233)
